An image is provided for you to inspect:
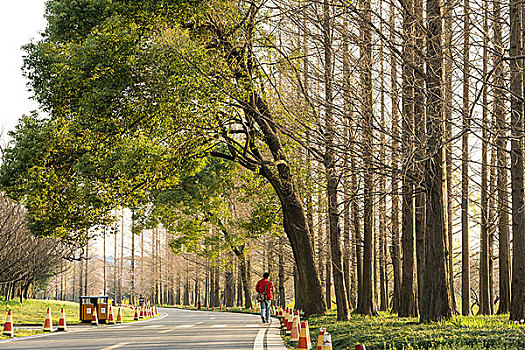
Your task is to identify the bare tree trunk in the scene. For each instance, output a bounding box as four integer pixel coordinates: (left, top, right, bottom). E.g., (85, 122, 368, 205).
(120, 208, 124, 303)
(390, 0, 401, 313)
(420, 0, 452, 322)
(114, 221, 118, 302)
(414, 0, 425, 314)
(130, 211, 135, 305)
(379, 20, 388, 311)
(357, 0, 378, 316)
(461, 0, 471, 316)
(294, 265, 301, 310)
(399, 0, 417, 318)
(479, 0, 490, 315)
(225, 255, 234, 307)
(239, 255, 252, 309)
(279, 236, 286, 308)
(79, 250, 83, 299)
(342, 7, 353, 310)
(103, 228, 106, 296)
(443, 0, 457, 314)
(237, 263, 243, 307)
(494, 0, 511, 315)
(84, 239, 89, 295)
(509, 0, 525, 321)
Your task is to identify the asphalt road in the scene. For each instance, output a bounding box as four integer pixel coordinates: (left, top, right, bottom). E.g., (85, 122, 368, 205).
(0, 308, 287, 350)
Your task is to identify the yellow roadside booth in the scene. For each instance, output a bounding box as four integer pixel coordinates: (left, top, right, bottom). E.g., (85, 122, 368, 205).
(80, 296, 110, 323)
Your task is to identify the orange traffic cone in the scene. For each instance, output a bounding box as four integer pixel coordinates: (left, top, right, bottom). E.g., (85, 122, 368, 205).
(283, 308, 289, 329)
(297, 320, 311, 350)
(57, 308, 67, 331)
(107, 305, 115, 324)
(134, 307, 139, 321)
(291, 310, 301, 341)
(316, 328, 326, 350)
(139, 307, 144, 319)
(355, 345, 366, 350)
(321, 333, 332, 350)
(3, 310, 14, 337)
(116, 307, 123, 324)
(286, 309, 294, 335)
(91, 308, 99, 325)
(43, 307, 53, 332)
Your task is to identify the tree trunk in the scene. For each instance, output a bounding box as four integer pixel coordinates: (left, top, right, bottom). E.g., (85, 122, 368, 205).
(357, 0, 378, 316)
(238, 255, 252, 309)
(461, 0, 471, 316)
(225, 259, 234, 307)
(494, 0, 511, 315)
(237, 263, 243, 307)
(114, 221, 118, 303)
(213, 266, 220, 307)
(120, 208, 124, 303)
(509, 0, 525, 321)
(399, 0, 417, 318)
(420, 0, 452, 322)
(379, 19, 388, 312)
(279, 235, 285, 308)
(342, 10, 352, 307)
(84, 239, 89, 295)
(443, 0, 457, 314)
(390, 0, 401, 313)
(131, 212, 135, 305)
(294, 265, 301, 310)
(479, 0, 490, 315)
(413, 0, 426, 314)
(103, 228, 106, 296)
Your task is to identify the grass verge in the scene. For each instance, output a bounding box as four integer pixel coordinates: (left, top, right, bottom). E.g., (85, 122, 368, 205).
(288, 311, 525, 350)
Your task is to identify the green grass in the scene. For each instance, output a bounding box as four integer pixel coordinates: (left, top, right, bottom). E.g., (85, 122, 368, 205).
(0, 299, 82, 325)
(0, 299, 139, 339)
(290, 311, 525, 350)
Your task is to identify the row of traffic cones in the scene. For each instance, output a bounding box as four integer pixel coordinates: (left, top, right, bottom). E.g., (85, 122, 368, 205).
(3, 304, 159, 337)
(276, 306, 366, 350)
(2, 307, 68, 337)
(276, 307, 335, 350)
(133, 305, 159, 321)
(91, 305, 124, 325)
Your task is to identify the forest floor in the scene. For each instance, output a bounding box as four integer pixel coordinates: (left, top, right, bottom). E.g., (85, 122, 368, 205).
(0, 299, 136, 339)
(293, 310, 525, 350)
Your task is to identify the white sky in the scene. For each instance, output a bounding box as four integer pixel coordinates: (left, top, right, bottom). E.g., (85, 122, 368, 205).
(0, 0, 47, 138)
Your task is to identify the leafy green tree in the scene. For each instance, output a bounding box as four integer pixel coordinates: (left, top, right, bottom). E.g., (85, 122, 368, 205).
(2, 0, 325, 315)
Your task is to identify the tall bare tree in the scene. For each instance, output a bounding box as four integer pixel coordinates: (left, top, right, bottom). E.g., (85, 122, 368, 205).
(420, 0, 452, 322)
(509, 0, 525, 321)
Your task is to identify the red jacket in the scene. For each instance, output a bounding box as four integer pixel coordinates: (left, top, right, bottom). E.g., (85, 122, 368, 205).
(255, 279, 274, 300)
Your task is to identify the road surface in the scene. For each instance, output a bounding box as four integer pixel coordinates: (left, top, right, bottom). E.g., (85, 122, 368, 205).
(0, 308, 287, 350)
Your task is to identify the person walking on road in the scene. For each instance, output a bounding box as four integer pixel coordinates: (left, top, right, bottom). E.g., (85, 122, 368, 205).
(255, 272, 274, 323)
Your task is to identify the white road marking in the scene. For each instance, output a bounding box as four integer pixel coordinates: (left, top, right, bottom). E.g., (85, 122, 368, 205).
(245, 324, 260, 328)
(253, 329, 265, 350)
(100, 342, 131, 350)
(196, 321, 204, 324)
(177, 324, 195, 328)
(210, 324, 227, 328)
(143, 324, 162, 328)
